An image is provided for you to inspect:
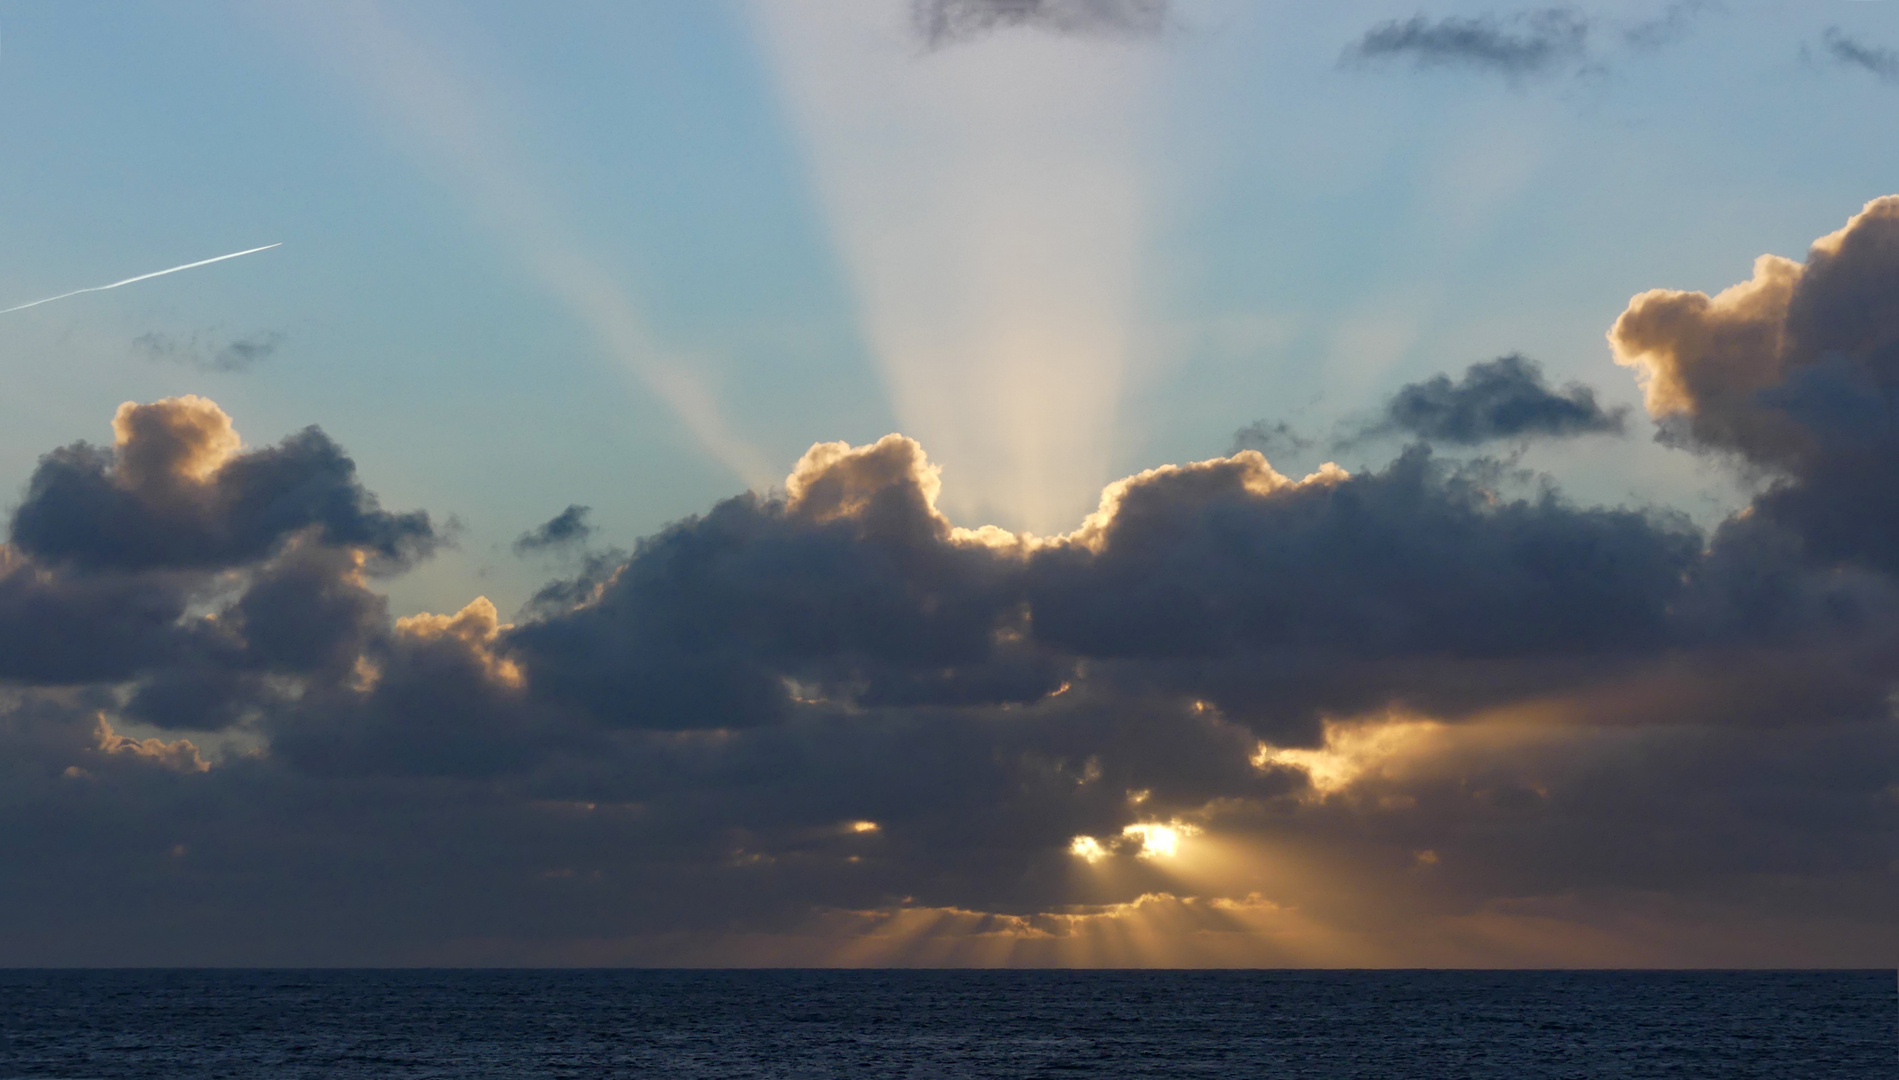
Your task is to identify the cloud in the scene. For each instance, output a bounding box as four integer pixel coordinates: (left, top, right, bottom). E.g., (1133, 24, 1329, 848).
(1344, 9, 1590, 77)
(1375, 354, 1627, 444)
(133, 329, 284, 373)
(8, 396, 438, 574)
(1344, 4, 1718, 80)
(1610, 194, 1899, 571)
(0, 398, 430, 714)
(1621, 0, 1718, 51)
(4, 301, 1899, 967)
(911, 0, 1169, 50)
(507, 435, 1039, 733)
(513, 505, 594, 555)
(1024, 447, 1710, 741)
(0, 548, 191, 685)
(1228, 419, 1314, 460)
(1233, 355, 1624, 460)
(1822, 28, 1899, 85)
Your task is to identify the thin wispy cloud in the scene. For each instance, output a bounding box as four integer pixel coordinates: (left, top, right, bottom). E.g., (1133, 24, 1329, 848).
(1344, 3, 1721, 81)
(0, 244, 280, 316)
(1229, 419, 1315, 460)
(512, 504, 593, 555)
(1345, 9, 1590, 77)
(1237, 356, 1626, 456)
(911, 0, 1169, 50)
(1375, 354, 1626, 444)
(1621, 0, 1719, 51)
(1823, 27, 1899, 84)
(133, 328, 284, 373)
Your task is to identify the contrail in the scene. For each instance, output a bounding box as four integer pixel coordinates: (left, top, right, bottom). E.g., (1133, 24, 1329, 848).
(1, 243, 282, 315)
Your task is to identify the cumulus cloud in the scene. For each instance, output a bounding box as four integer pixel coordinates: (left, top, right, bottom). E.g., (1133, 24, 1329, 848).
(6, 246, 1899, 975)
(133, 329, 284, 373)
(0, 397, 430, 715)
(911, 0, 1168, 50)
(1611, 195, 1899, 570)
(508, 435, 1039, 733)
(1376, 354, 1627, 444)
(1026, 447, 1714, 743)
(0, 550, 190, 686)
(513, 505, 594, 555)
(9, 396, 438, 573)
(1344, 8, 1590, 77)
(1822, 28, 1899, 85)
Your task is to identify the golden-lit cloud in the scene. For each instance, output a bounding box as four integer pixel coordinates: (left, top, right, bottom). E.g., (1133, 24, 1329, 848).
(393, 597, 526, 689)
(1254, 715, 1446, 798)
(110, 395, 242, 488)
(1609, 194, 1899, 468)
(1057, 450, 1347, 553)
(90, 716, 208, 773)
(1611, 252, 1805, 445)
(784, 434, 950, 529)
(1121, 819, 1193, 858)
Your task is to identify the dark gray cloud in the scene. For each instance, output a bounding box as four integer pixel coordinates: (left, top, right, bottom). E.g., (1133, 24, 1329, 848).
(1377, 354, 1627, 444)
(9, 397, 437, 574)
(1233, 355, 1623, 463)
(1024, 447, 1714, 743)
(508, 437, 1036, 733)
(0, 398, 428, 718)
(0, 559, 191, 685)
(1344, 8, 1590, 76)
(513, 505, 594, 555)
(1344, 4, 1718, 80)
(1823, 28, 1899, 85)
(912, 0, 1168, 50)
(133, 329, 284, 373)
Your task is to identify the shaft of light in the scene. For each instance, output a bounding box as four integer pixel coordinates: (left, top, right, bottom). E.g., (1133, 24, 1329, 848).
(748, 3, 1155, 533)
(1, 243, 282, 315)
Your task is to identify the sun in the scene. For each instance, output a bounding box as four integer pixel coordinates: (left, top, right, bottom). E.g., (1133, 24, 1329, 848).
(1070, 820, 1200, 863)
(1122, 822, 1185, 859)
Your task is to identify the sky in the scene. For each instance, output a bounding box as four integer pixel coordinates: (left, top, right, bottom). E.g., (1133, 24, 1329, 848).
(0, 0, 1895, 966)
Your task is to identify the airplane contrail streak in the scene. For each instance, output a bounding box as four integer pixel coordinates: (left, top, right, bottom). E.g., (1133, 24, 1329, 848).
(1, 243, 282, 315)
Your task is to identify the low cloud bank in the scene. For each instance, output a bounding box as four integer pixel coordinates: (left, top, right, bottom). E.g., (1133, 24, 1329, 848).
(4, 201, 1899, 965)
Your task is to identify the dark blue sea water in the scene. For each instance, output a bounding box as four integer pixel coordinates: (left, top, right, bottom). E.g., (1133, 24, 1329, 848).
(0, 970, 1890, 1078)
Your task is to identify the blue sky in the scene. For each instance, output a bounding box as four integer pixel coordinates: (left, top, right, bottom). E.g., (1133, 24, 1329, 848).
(3, 1, 1895, 618)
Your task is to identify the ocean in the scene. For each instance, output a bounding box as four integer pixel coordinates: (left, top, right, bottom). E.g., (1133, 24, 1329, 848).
(1, 969, 1891, 1078)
